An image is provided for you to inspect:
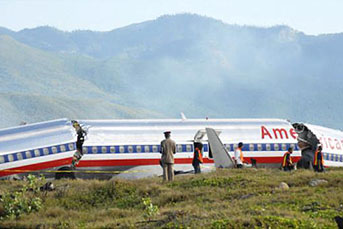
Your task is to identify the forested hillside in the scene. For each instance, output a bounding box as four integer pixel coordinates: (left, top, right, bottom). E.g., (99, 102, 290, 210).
(0, 14, 342, 129)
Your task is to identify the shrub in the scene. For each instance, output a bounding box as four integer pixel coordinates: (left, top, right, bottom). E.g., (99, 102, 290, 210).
(142, 197, 159, 221)
(0, 175, 44, 219)
(211, 219, 230, 229)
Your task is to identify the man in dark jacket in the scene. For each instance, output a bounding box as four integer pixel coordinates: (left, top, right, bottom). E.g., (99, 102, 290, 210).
(314, 145, 324, 172)
(71, 120, 87, 168)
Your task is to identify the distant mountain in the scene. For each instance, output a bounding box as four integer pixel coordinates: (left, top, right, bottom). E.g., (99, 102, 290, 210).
(0, 14, 343, 129)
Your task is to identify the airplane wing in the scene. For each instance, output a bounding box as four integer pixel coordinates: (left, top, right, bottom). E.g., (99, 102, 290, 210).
(205, 128, 234, 168)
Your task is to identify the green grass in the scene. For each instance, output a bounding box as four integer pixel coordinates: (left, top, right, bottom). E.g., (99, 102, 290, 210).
(1, 168, 343, 228)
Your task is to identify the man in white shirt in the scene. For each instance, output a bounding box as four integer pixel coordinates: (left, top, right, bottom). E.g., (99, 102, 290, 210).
(234, 142, 244, 168)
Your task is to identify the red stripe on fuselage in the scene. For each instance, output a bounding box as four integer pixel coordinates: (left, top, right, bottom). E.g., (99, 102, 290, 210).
(0, 158, 72, 177)
(244, 156, 301, 164)
(0, 156, 301, 177)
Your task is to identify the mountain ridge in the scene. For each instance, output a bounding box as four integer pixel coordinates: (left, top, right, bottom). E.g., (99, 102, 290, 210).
(0, 14, 342, 129)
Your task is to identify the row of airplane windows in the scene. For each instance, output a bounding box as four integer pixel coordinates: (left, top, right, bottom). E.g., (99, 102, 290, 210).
(323, 153, 343, 163)
(0, 143, 75, 164)
(81, 143, 299, 154)
(1, 143, 301, 164)
(224, 143, 298, 152)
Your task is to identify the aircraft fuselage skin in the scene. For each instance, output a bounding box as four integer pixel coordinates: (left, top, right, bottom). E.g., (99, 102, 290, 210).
(0, 118, 342, 179)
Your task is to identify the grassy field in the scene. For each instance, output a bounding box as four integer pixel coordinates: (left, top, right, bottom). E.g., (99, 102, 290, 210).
(0, 168, 343, 228)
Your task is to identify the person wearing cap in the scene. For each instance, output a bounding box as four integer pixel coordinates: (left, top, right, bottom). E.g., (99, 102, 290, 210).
(313, 145, 324, 172)
(282, 147, 294, 171)
(234, 142, 244, 168)
(71, 120, 87, 168)
(160, 131, 176, 181)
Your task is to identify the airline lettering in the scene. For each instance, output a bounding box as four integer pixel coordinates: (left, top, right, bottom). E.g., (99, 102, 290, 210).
(319, 137, 343, 151)
(261, 126, 297, 140)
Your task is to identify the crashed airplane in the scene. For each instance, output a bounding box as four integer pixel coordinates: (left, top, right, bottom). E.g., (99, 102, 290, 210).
(0, 118, 342, 179)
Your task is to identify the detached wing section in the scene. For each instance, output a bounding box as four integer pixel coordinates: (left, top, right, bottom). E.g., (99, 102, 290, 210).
(206, 128, 234, 168)
(0, 119, 76, 177)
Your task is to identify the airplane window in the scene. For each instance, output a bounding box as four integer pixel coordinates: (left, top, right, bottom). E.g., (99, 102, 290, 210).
(233, 144, 238, 151)
(0, 156, 4, 163)
(43, 148, 49, 155)
(282, 144, 287, 151)
(102, 146, 107, 154)
(136, 146, 142, 153)
(51, 147, 57, 154)
(335, 154, 339, 162)
(17, 153, 23, 160)
(274, 144, 280, 151)
(68, 144, 74, 151)
(257, 144, 262, 151)
(110, 146, 115, 153)
(290, 144, 296, 150)
(249, 144, 254, 151)
(266, 144, 271, 151)
(8, 154, 14, 162)
(26, 151, 32, 159)
(152, 145, 158, 153)
(119, 146, 125, 153)
(144, 145, 150, 153)
(186, 144, 192, 152)
(128, 146, 134, 153)
(92, 146, 98, 154)
(83, 147, 88, 154)
(60, 145, 66, 152)
(228, 144, 232, 151)
(340, 155, 343, 162)
(35, 149, 41, 156)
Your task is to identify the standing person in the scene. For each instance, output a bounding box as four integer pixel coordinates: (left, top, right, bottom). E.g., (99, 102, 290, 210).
(71, 120, 87, 168)
(234, 142, 244, 168)
(192, 143, 203, 174)
(160, 131, 176, 181)
(314, 145, 324, 172)
(282, 147, 294, 171)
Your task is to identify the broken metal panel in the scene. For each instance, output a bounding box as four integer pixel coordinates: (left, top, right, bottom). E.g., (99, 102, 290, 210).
(206, 128, 234, 168)
(292, 123, 320, 168)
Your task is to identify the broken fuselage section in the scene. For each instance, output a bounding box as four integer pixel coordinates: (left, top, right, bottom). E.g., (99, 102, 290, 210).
(292, 123, 320, 169)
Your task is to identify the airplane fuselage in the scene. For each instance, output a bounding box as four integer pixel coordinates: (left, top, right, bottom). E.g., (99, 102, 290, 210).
(0, 118, 342, 179)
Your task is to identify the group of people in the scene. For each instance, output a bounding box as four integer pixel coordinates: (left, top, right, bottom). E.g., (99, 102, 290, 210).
(282, 145, 324, 172)
(159, 131, 204, 182)
(159, 131, 246, 182)
(160, 130, 325, 182)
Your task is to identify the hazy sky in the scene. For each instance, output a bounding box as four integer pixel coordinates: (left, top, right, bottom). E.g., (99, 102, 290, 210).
(0, 0, 342, 35)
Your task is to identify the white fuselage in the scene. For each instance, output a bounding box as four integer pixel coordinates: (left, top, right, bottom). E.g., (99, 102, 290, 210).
(0, 118, 342, 178)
